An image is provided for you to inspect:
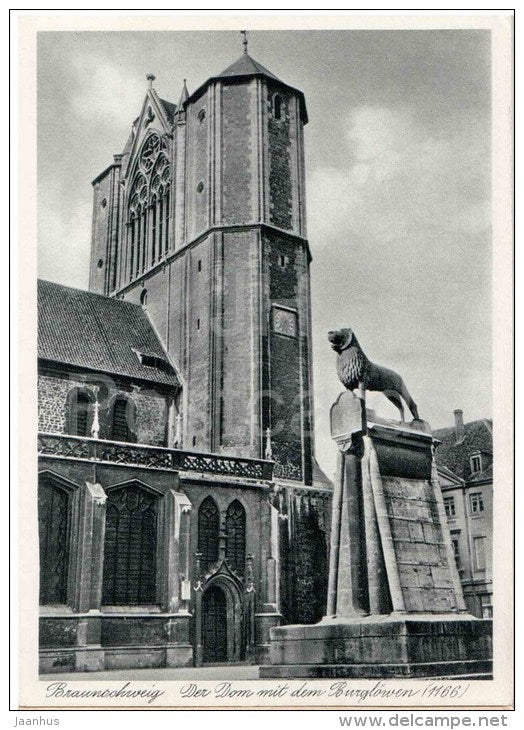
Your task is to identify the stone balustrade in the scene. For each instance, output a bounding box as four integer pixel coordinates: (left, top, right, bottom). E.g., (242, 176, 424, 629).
(38, 432, 274, 481)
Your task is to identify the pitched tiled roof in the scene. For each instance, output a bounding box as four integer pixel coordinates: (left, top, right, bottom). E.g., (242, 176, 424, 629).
(216, 53, 281, 81)
(38, 280, 180, 388)
(434, 418, 493, 483)
(186, 53, 308, 124)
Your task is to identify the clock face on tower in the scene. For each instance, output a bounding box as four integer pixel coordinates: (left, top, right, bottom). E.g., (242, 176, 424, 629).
(272, 306, 298, 338)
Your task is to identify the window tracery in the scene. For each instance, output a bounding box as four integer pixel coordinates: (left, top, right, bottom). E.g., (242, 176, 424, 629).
(126, 133, 171, 281)
(225, 500, 246, 576)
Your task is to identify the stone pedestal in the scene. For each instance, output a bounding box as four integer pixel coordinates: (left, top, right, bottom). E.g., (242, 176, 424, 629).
(260, 393, 492, 679)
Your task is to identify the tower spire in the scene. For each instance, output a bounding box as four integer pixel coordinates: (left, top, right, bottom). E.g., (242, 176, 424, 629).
(241, 29, 248, 55)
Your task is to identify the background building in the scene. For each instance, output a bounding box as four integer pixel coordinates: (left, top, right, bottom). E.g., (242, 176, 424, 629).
(37, 48, 332, 674)
(434, 409, 493, 618)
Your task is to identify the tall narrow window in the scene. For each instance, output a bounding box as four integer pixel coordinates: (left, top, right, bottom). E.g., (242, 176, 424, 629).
(151, 198, 157, 265)
(129, 215, 136, 280)
(66, 387, 94, 437)
(102, 485, 158, 605)
(198, 497, 220, 571)
(38, 477, 71, 604)
(135, 204, 142, 278)
(273, 94, 282, 120)
(158, 196, 164, 260)
(110, 396, 136, 443)
(141, 206, 147, 273)
(125, 138, 169, 281)
(226, 500, 246, 575)
(127, 172, 147, 281)
(470, 492, 484, 514)
(164, 185, 170, 256)
(444, 496, 456, 518)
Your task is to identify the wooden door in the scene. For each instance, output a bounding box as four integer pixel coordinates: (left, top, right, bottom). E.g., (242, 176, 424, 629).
(202, 585, 227, 663)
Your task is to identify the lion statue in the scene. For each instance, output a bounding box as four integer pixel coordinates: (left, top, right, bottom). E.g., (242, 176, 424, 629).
(328, 328, 420, 422)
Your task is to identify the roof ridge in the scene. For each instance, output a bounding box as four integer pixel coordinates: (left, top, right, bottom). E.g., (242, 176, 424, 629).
(38, 279, 143, 310)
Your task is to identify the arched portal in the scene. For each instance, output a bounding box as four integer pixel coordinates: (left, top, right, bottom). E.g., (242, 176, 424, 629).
(201, 584, 227, 663)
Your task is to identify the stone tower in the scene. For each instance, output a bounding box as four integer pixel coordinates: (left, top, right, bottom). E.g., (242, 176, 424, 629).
(89, 48, 315, 485)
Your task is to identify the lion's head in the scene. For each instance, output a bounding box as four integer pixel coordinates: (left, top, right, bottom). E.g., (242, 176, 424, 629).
(327, 328, 354, 353)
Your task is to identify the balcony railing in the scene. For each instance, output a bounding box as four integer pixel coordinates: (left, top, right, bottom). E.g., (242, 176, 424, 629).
(38, 432, 274, 482)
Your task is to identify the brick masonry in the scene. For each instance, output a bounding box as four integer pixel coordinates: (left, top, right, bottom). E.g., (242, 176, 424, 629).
(222, 82, 252, 225)
(268, 92, 293, 231)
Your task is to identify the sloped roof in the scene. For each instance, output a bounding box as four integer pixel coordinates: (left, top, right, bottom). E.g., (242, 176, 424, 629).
(38, 280, 180, 388)
(158, 98, 177, 124)
(437, 464, 465, 488)
(434, 418, 493, 483)
(216, 53, 281, 81)
(186, 52, 308, 123)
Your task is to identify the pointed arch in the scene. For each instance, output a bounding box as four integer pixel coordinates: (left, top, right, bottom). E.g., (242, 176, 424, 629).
(38, 472, 77, 604)
(225, 500, 246, 576)
(198, 497, 220, 571)
(124, 134, 171, 280)
(102, 482, 159, 605)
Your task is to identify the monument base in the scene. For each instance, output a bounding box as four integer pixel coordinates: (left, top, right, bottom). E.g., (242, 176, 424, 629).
(259, 614, 492, 679)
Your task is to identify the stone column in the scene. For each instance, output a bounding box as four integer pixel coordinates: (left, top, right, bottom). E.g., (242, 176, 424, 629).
(68, 481, 107, 671)
(327, 392, 368, 618)
(159, 488, 192, 613)
(159, 488, 193, 668)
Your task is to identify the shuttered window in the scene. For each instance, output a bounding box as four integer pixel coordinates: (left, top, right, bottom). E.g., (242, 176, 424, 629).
(38, 480, 70, 604)
(102, 485, 158, 605)
(110, 396, 135, 443)
(66, 388, 93, 437)
(226, 500, 246, 575)
(198, 497, 220, 570)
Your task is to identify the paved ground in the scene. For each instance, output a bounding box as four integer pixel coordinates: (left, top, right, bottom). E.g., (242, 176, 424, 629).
(40, 664, 261, 682)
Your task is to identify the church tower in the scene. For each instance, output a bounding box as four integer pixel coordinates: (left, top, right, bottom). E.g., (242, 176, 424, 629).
(90, 42, 315, 484)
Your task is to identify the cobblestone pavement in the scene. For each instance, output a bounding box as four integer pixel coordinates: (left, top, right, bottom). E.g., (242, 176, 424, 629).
(40, 664, 261, 682)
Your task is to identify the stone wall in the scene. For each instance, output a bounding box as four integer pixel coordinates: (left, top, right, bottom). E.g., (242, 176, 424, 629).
(268, 91, 292, 231)
(38, 371, 170, 446)
(275, 489, 330, 625)
(220, 230, 255, 451)
(222, 82, 252, 224)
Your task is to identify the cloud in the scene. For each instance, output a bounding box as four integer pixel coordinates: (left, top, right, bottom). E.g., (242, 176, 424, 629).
(307, 105, 491, 476)
(39, 198, 92, 289)
(308, 105, 490, 247)
(69, 53, 143, 128)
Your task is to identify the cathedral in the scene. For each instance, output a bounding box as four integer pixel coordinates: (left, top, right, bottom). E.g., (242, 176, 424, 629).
(37, 44, 332, 673)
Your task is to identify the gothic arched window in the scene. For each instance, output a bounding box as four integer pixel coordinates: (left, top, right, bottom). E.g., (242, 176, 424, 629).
(38, 476, 71, 604)
(102, 484, 158, 605)
(109, 395, 136, 443)
(128, 173, 147, 279)
(226, 500, 246, 576)
(126, 134, 170, 282)
(66, 387, 94, 437)
(198, 497, 220, 570)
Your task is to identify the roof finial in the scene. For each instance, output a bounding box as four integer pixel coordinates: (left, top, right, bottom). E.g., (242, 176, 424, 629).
(146, 73, 156, 89)
(241, 29, 248, 54)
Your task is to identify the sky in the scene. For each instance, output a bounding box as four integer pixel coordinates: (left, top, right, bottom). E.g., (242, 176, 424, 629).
(37, 28, 492, 477)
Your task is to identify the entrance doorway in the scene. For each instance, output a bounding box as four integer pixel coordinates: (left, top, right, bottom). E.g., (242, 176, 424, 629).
(202, 585, 227, 663)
